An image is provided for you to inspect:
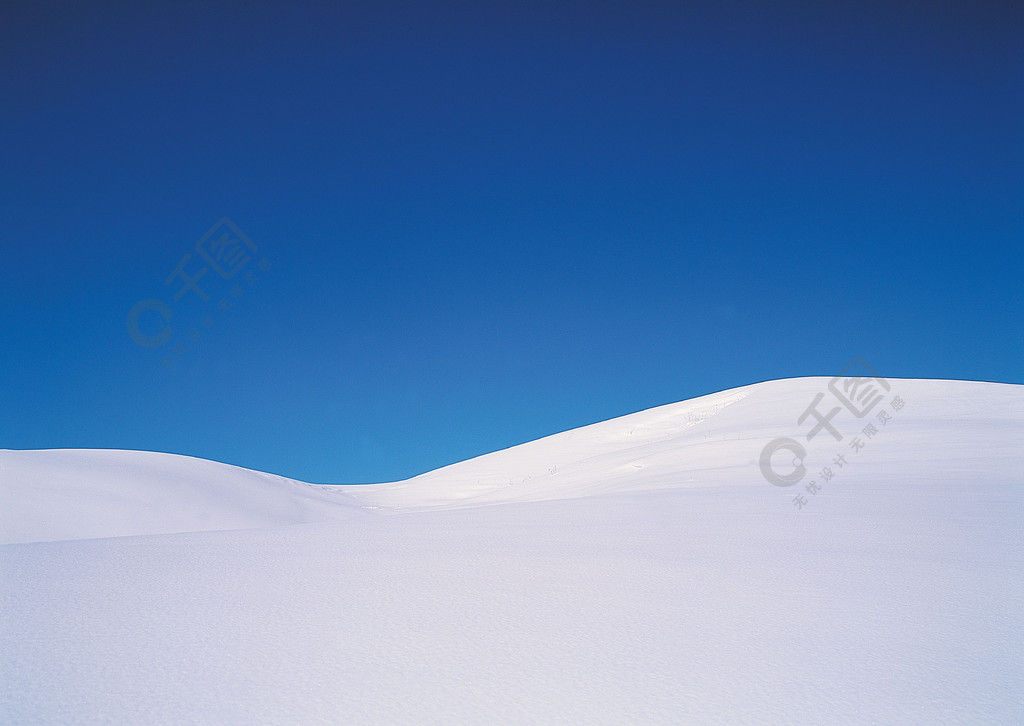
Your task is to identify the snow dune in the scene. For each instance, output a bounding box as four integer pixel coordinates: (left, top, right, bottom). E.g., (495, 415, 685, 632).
(1, 377, 1022, 724)
(343, 385, 755, 509)
(339, 376, 1023, 512)
(0, 449, 359, 545)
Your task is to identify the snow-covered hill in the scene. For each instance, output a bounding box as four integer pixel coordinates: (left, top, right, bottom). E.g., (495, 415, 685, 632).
(2, 377, 1022, 724)
(339, 376, 1024, 511)
(0, 448, 360, 545)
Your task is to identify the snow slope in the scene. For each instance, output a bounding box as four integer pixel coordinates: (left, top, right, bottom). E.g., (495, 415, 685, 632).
(2, 377, 1022, 724)
(0, 449, 359, 545)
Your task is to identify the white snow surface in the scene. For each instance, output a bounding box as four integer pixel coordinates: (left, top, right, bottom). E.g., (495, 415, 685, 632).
(2, 377, 1022, 724)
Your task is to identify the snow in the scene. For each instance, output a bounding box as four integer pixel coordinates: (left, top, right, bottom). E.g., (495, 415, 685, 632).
(2, 377, 1022, 724)
(0, 449, 358, 545)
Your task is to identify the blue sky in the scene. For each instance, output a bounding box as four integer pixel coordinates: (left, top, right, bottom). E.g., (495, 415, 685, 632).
(2, 1, 1021, 484)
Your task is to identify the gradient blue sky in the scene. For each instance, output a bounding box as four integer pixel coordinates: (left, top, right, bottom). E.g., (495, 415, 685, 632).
(2, 1, 1021, 483)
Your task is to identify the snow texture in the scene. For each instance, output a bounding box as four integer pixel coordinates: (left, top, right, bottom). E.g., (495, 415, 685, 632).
(2, 377, 1022, 724)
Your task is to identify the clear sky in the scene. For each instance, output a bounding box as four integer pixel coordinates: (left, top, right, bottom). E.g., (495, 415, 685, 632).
(2, 1, 1021, 484)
